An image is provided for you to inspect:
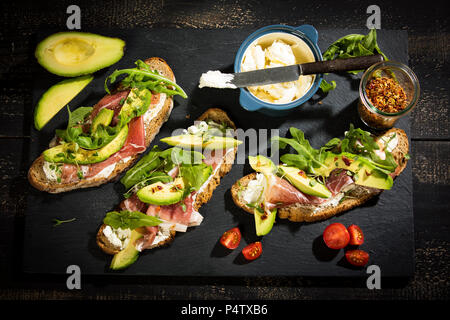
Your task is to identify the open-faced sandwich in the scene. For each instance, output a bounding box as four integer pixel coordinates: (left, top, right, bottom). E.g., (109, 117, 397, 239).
(231, 125, 409, 235)
(28, 58, 187, 193)
(96, 108, 242, 270)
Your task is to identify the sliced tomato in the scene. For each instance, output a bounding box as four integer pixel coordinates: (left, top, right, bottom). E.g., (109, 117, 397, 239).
(242, 242, 262, 261)
(348, 224, 364, 245)
(219, 227, 241, 250)
(322, 223, 350, 249)
(345, 249, 369, 267)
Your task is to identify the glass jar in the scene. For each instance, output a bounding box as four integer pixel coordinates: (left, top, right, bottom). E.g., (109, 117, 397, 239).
(358, 61, 420, 130)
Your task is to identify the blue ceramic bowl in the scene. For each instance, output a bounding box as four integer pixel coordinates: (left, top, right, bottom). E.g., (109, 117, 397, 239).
(234, 24, 323, 117)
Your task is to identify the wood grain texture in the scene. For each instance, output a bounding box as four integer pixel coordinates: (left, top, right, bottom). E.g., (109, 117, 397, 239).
(0, 0, 449, 300)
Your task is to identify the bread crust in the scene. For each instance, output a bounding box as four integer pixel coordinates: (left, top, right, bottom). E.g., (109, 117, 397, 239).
(28, 57, 175, 193)
(231, 128, 410, 223)
(98, 108, 239, 255)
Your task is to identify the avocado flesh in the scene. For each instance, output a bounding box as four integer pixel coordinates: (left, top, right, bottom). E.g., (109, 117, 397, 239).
(315, 152, 393, 190)
(278, 166, 332, 198)
(254, 208, 276, 236)
(161, 135, 241, 150)
(91, 108, 114, 133)
(249, 155, 277, 175)
(118, 87, 152, 121)
(43, 125, 128, 164)
(137, 177, 185, 205)
(34, 75, 93, 130)
(110, 229, 143, 270)
(35, 32, 125, 77)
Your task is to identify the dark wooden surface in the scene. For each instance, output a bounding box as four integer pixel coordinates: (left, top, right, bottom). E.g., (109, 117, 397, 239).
(0, 0, 448, 300)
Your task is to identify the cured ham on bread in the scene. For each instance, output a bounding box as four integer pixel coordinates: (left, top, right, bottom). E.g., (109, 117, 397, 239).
(231, 126, 409, 236)
(28, 57, 186, 193)
(96, 108, 242, 270)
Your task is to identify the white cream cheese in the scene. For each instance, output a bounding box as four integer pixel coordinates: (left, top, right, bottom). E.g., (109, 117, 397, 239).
(42, 162, 61, 182)
(103, 226, 131, 250)
(183, 121, 209, 136)
(242, 173, 266, 204)
(241, 39, 314, 104)
(144, 93, 167, 125)
(198, 70, 237, 89)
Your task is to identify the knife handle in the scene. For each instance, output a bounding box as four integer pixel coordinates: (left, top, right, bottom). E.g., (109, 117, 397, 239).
(300, 54, 384, 75)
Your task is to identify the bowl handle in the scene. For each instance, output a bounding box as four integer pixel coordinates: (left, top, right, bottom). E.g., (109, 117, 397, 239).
(239, 90, 261, 111)
(295, 24, 319, 44)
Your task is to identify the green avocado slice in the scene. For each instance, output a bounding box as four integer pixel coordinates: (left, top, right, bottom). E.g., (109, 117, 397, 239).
(161, 134, 241, 150)
(137, 177, 185, 205)
(254, 208, 276, 236)
(43, 125, 128, 164)
(316, 152, 393, 190)
(110, 229, 143, 270)
(35, 32, 125, 77)
(278, 166, 332, 198)
(34, 75, 93, 130)
(91, 108, 114, 133)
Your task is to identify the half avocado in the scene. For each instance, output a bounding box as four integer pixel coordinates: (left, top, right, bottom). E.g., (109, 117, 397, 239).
(35, 32, 125, 77)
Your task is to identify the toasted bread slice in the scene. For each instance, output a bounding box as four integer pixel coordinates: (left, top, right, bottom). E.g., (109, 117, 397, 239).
(231, 128, 409, 223)
(97, 107, 238, 255)
(28, 57, 176, 194)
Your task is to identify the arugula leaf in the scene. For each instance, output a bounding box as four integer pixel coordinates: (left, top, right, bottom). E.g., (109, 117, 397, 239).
(159, 147, 204, 166)
(103, 210, 161, 230)
(320, 29, 388, 92)
(179, 163, 213, 191)
(67, 106, 93, 127)
(273, 127, 329, 173)
(120, 145, 163, 190)
(340, 124, 397, 172)
(105, 60, 187, 98)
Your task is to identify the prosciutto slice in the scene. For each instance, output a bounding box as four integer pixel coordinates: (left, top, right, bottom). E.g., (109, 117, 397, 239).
(203, 149, 227, 170)
(146, 193, 195, 227)
(89, 90, 130, 127)
(325, 169, 354, 196)
(119, 193, 147, 212)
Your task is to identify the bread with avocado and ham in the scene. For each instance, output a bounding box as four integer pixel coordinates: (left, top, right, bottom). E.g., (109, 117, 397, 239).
(96, 108, 241, 269)
(28, 57, 187, 194)
(231, 126, 409, 225)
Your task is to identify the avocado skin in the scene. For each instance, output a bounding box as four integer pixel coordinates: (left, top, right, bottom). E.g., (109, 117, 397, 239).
(43, 125, 128, 165)
(110, 229, 143, 270)
(35, 32, 125, 77)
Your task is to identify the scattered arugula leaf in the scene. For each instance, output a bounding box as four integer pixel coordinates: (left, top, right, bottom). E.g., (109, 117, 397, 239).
(104, 210, 162, 230)
(52, 218, 76, 227)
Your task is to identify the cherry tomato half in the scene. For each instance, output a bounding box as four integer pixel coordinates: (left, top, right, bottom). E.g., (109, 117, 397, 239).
(348, 224, 364, 245)
(242, 242, 262, 261)
(219, 227, 241, 249)
(323, 223, 350, 249)
(345, 249, 370, 267)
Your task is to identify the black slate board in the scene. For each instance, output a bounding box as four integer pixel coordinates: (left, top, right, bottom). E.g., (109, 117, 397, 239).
(24, 28, 413, 277)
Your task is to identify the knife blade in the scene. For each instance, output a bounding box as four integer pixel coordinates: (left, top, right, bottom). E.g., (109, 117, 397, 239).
(202, 54, 384, 89)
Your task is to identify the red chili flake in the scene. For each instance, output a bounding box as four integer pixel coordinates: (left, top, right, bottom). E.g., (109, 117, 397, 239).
(298, 170, 307, 178)
(342, 156, 353, 166)
(365, 170, 372, 176)
(365, 76, 407, 113)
